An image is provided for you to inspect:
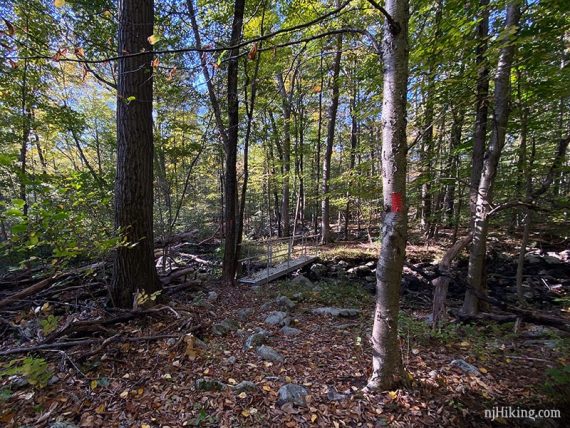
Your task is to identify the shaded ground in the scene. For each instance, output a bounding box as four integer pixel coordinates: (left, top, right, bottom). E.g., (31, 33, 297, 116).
(1, 239, 569, 427)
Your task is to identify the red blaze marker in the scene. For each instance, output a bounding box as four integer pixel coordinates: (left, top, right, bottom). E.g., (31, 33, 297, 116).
(391, 192, 403, 213)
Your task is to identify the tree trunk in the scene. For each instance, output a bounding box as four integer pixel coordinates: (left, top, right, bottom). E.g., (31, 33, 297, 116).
(277, 73, 292, 237)
(111, 0, 161, 308)
(221, 0, 246, 284)
(345, 80, 358, 239)
(469, 0, 490, 218)
(321, 32, 343, 244)
(367, 0, 409, 391)
(462, 3, 521, 317)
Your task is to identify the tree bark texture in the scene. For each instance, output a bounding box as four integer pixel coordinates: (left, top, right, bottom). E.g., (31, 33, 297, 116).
(111, 0, 161, 308)
(367, 0, 409, 391)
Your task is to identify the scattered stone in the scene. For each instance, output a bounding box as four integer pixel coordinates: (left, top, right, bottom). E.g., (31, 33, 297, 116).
(225, 356, 237, 365)
(327, 386, 349, 401)
(256, 345, 284, 363)
(559, 250, 570, 262)
(365, 261, 376, 268)
(232, 381, 258, 393)
(48, 375, 60, 386)
(347, 265, 372, 277)
(450, 359, 480, 375)
(237, 307, 253, 321)
(524, 253, 543, 264)
(50, 423, 79, 428)
(211, 319, 239, 336)
(337, 260, 349, 268)
(312, 307, 360, 318)
(244, 330, 270, 350)
(277, 384, 308, 406)
(291, 292, 304, 302)
(264, 311, 291, 326)
(10, 376, 28, 388)
(166, 337, 177, 346)
(280, 326, 302, 336)
(207, 291, 219, 301)
(309, 263, 328, 280)
(276, 295, 296, 310)
(543, 255, 562, 265)
(260, 302, 273, 311)
(291, 275, 313, 287)
(335, 323, 357, 329)
(195, 378, 227, 391)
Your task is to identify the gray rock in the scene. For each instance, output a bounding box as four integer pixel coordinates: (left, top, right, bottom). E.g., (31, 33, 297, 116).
(212, 319, 239, 336)
(232, 381, 258, 393)
(312, 307, 360, 318)
(50, 423, 79, 428)
(260, 302, 273, 311)
(237, 307, 253, 321)
(276, 296, 296, 310)
(10, 375, 29, 388)
(195, 378, 227, 391)
(524, 253, 542, 264)
(207, 291, 219, 301)
(225, 356, 237, 365)
(48, 375, 60, 385)
(326, 386, 349, 401)
(291, 292, 305, 302)
(244, 330, 270, 350)
(264, 311, 291, 326)
(559, 250, 570, 262)
(280, 326, 302, 336)
(256, 345, 284, 363)
(277, 384, 308, 406)
(309, 263, 328, 280)
(337, 260, 349, 268)
(450, 359, 480, 375)
(543, 255, 562, 265)
(291, 275, 313, 287)
(347, 265, 371, 277)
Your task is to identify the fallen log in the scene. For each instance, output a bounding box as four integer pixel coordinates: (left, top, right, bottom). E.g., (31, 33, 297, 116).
(0, 262, 106, 311)
(0, 333, 182, 356)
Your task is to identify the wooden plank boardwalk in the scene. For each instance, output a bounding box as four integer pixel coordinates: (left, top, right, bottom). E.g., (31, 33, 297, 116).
(238, 255, 317, 286)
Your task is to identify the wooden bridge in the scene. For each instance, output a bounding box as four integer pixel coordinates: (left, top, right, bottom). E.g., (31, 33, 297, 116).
(237, 234, 319, 286)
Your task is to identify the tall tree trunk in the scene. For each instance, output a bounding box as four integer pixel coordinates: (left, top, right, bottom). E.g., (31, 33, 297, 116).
(469, 0, 490, 218)
(111, 0, 161, 308)
(321, 33, 343, 244)
(236, 9, 265, 273)
(277, 73, 292, 237)
(367, 0, 409, 391)
(345, 80, 358, 239)
(222, 0, 246, 284)
(462, 2, 521, 316)
(314, 51, 324, 234)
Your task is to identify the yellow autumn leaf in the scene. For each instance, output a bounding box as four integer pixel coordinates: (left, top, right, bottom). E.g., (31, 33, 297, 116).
(241, 409, 250, 417)
(95, 404, 105, 414)
(141, 424, 151, 428)
(262, 385, 272, 392)
(238, 392, 247, 399)
(54, 0, 65, 7)
(119, 390, 129, 399)
(147, 34, 160, 45)
(459, 341, 470, 348)
(285, 376, 292, 383)
(311, 414, 318, 423)
(203, 368, 209, 375)
(388, 390, 398, 400)
(90, 380, 98, 390)
(479, 367, 488, 374)
(137, 387, 144, 395)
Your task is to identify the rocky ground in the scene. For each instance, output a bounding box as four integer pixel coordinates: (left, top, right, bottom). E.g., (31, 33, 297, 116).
(1, 240, 569, 427)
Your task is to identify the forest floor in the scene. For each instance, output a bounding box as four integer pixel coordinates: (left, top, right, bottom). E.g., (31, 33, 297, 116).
(0, 233, 569, 427)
